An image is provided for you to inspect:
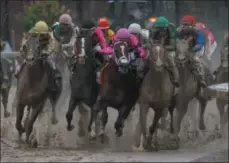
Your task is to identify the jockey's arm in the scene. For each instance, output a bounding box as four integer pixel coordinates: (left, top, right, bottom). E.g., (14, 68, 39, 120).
(193, 29, 205, 52)
(165, 25, 176, 51)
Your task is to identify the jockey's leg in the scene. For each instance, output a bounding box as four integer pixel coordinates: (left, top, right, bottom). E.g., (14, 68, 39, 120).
(190, 54, 207, 88)
(166, 51, 180, 87)
(46, 54, 62, 91)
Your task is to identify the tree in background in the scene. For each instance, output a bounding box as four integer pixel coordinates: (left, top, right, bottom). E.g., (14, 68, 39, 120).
(17, 0, 72, 32)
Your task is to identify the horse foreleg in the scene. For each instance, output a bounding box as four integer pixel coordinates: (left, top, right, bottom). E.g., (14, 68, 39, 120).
(88, 97, 105, 141)
(114, 105, 133, 137)
(15, 103, 26, 141)
(78, 103, 90, 137)
(216, 99, 226, 137)
(48, 93, 60, 125)
(66, 96, 79, 131)
(133, 102, 149, 152)
(197, 96, 207, 130)
(25, 102, 45, 148)
(147, 108, 163, 151)
(175, 102, 188, 142)
(2, 88, 10, 118)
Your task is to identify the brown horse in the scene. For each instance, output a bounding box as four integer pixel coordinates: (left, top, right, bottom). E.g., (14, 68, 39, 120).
(15, 36, 61, 147)
(214, 45, 228, 137)
(175, 38, 212, 142)
(133, 40, 176, 151)
(88, 41, 142, 143)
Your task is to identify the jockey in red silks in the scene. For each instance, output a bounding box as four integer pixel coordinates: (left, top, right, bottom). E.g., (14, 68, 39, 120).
(74, 19, 113, 57)
(195, 22, 217, 61)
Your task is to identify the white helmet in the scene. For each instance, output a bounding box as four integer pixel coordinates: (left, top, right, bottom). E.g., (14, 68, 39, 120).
(128, 23, 141, 34)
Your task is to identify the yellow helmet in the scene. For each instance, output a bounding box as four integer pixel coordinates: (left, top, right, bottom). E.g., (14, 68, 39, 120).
(34, 21, 49, 33)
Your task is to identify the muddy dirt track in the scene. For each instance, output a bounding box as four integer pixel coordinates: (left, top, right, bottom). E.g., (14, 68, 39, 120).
(1, 85, 228, 162)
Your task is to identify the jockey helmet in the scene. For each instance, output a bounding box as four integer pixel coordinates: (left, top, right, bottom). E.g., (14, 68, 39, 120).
(81, 19, 96, 30)
(59, 14, 72, 25)
(181, 15, 196, 26)
(148, 16, 157, 23)
(97, 17, 109, 29)
(116, 28, 130, 40)
(195, 22, 206, 30)
(34, 21, 49, 33)
(128, 23, 141, 34)
(154, 16, 169, 27)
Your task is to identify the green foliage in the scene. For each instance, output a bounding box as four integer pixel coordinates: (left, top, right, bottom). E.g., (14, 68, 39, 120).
(19, 0, 67, 31)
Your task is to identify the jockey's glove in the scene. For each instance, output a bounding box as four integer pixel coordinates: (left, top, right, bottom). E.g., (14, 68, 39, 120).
(193, 44, 202, 52)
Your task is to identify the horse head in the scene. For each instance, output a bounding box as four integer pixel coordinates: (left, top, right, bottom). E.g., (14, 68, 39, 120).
(113, 41, 130, 73)
(175, 37, 193, 67)
(148, 38, 167, 71)
(74, 28, 94, 65)
(22, 36, 42, 65)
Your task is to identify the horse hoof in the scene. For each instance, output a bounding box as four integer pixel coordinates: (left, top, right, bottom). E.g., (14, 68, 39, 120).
(199, 123, 206, 130)
(51, 117, 58, 125)
(78, 129, 86, 137)
(4, 112, 10, 118)
(31, 138, 38, 148)
(89, 135, 97, 143)
(67, 125, 75, 131)
(115, 129, 123, 137)
(132, 145, 145, 152)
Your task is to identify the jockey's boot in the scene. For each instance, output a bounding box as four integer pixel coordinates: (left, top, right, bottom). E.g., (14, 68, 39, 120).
(167, 54, 180, 87)
(191, 58, 207, 88)
(46, 56, 62, 92)
(14, 61, 26, 79)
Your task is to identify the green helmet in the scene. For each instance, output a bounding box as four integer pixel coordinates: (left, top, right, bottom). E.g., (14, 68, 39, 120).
(154, 16, 169, 27)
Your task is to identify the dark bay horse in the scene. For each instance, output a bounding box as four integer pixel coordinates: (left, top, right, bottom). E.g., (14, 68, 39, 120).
(214, 45, 228, 137)
(133, 40, 176, 151)
(15, 36, 61, 147)
(1, 56, 14, 117)
(175, 38, 211, 142)
(88, 41, 142, 143)
(65, 29, 99, 137)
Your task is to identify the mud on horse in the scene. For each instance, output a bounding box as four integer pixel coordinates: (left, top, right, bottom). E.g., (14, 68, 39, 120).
(15, 36, 61, 148)
(133, 39, 177, 151)
(65, 28, 99, 137)
(88, 40, 142, 143)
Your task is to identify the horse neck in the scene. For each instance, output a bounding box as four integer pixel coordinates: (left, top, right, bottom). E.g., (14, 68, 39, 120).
(177, 63, 194, 85)
(148, 67, 169, 85)
(26, 61, 45, 85)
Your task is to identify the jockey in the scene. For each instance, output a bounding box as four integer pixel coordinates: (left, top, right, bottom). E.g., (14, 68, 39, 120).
(128, 23, 149, 47)
(112, 28, 146, 76)
(97, 17, 115, 45)
(177, 15, 206, 87)
(16, 21, 61, 91)
(151, 16, 180, 87)
(77, 19, 113, 58)
(195, 22, 217, 60)
(52, 14, 78, 45)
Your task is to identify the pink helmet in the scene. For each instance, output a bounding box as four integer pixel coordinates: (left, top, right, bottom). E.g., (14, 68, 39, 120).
(59, 14, 72, 25)
(116, 28, 130, 40)
(195, 22, 206, 30)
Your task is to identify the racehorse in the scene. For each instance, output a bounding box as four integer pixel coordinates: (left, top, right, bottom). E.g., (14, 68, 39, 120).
(15, 36, 61, 147)
(133, 39, 176, 151)
(214, 45, 228, 137)
(88, 41, 142, 143)
(0, 56, 14, 117)
(65, 28, 99, 137)
(175, 38, 211, 143)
